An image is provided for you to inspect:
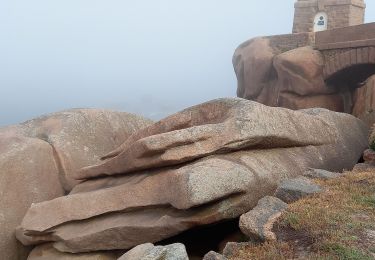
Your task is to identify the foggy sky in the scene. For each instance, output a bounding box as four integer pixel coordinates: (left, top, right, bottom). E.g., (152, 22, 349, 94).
(1, 0, 374, 126)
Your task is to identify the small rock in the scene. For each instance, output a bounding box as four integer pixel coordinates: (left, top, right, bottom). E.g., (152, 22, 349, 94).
(118, 243, 154, 260)
(222, 242, 252, 259)
(203, 251, 227, 260)
(303, 168, 341, 180)
(142, 247, 167, 260)
(239, 196, 287, 241)
(364, 149, 375, 165)
(274, 177, 322, 203)
(117, 243, 188, 260)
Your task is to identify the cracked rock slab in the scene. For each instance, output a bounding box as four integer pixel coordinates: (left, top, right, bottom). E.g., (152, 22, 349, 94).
(239, 196, 287, 241)
(78, 98, 338, 179)
(15, 101, 368, 253)
(274, 177, 322, 203)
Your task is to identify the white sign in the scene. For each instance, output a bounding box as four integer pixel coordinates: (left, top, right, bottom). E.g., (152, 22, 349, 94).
(313, 12, 328, 32)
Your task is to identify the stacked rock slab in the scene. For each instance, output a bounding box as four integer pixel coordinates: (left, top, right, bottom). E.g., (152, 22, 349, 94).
(16, 98, 368, 254)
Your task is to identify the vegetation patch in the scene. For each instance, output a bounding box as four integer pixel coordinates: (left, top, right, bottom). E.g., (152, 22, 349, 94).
(228, 169, 375, 260)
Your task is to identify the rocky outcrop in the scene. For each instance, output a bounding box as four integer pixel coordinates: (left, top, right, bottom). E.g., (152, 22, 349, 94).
(239, 196, 287, 241)
(234, 41, 346, 112)
(16, 98, 368, 254)
(0, 109, 152, 260)
(78, 98, 337, 179)
(11, 109, 153, 191)
(0, 135, 65, 260)
(233, 37, 278, 106)
(234, 38, 375, 125)
(274, 177, 322, 203)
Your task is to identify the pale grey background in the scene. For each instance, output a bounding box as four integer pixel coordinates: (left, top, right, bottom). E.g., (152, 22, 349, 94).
(1, 0, 374, 125)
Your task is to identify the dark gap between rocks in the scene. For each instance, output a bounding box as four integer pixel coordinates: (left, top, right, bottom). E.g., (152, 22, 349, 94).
(157, 218, 246, 259)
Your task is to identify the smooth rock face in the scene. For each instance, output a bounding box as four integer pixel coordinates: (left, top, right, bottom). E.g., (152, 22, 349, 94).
(27, 243, 118, 260)
(12, 109, 153, 191)
(233, 37, 278, 106)
(274, 177, 322, 203)
(203, 251, 227, 260)
(16, 99, 368, 253)
(0, 135, 64, 260)
(78, 98, 338, 179)
(118, 243, 188, 260)
(239, 196, 287, 241)
(303, 168, 341, 180)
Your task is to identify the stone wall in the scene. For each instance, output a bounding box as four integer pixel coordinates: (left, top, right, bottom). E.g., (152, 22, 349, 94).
(315, 22, 375, 50)
(293, 0, 365, 33)
(265, 32, 314, 53)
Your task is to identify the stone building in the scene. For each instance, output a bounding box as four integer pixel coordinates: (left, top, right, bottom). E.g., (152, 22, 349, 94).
(293, 0, 366, 33)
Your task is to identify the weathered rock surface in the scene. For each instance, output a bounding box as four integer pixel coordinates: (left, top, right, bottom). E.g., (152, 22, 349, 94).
(27, 243, 119, 260)
(16, 99, 368, 253)
(203, 251, 227, 260)
(239, 196, 287, 241)
(353, 75, 375, 127)
(234, 39, 349, 112)
(233, 37, 278, 106)
(12, 109, 153, 191)
(0, 135, 65, 260)
(118, 243, 154, 260)
(234, 36, 375, 128)
(78, 98, 338, 179)
(275, 177, 322, 203)
(118, 243, 188, 260)
(303, 168, 341, 180)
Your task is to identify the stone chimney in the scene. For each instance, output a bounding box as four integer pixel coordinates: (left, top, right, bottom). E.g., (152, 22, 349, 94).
(293, 0, 366, 33)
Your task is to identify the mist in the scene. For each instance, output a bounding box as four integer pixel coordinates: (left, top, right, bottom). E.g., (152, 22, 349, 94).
(1, 0, 374, 126)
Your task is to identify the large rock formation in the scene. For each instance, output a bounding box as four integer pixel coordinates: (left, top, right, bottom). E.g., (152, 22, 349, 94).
(233, 38, 374, 124)
(77, 97, 337, 179)
(0, 109, 152, 260)
(0, 134, 65, 260)
(16, 98, 368, 254)
(7, 109, 153, 191)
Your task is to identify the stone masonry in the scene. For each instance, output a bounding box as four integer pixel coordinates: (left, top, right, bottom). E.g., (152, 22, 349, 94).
(293, 0, 366, 33)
